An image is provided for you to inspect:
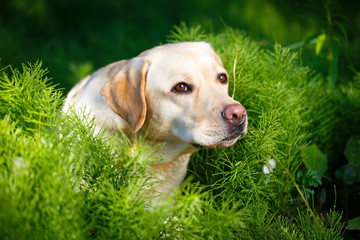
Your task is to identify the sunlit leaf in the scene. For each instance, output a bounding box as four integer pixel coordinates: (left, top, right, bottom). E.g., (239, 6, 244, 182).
(315, 33, 326, 55)
(301, 144, 327, 177)
(347, 216, 360, 230)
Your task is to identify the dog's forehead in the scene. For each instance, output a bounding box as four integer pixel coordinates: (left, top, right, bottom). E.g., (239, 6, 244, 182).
(144, 42, 223, 86)
(141, 42, 221, 65)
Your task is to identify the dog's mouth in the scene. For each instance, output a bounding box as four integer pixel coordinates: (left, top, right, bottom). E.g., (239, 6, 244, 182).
(191, 129, 246, 149)
(191, 143, 204, 149)
(222, 130, 244, 142)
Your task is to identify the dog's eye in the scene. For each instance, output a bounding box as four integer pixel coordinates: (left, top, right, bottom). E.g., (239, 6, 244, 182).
(218, 73, 228, 84)
(172, 83, 191, 93)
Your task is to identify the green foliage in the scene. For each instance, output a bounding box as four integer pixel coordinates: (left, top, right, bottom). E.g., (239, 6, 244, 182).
(0, 26, 346, 239)
(336, 136, 360, 185)
(168, 22, 207, 43)
(347, 216, 360, 230)
(0, 62, 63, 134)
(173, 23, 336, 210)
(242, 209, 345, 239)
(172, 24, 344, 237)
(0, 62, 251, 239)
(1, 0, 358, 236)
(296, 169, 322, 200)
(301, 144, 328, 177)
(287, 0, 356, 90)
(344, 136, 360, 166)
(0, 116, 87, 239)
(295, 209, 345, 240)
(68, 61, 94, 86)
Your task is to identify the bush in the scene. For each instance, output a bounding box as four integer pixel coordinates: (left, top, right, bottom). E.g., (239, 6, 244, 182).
(0, 25, 345, 239)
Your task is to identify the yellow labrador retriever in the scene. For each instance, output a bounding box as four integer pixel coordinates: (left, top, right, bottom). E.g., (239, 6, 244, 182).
(63, 42, 247, 200)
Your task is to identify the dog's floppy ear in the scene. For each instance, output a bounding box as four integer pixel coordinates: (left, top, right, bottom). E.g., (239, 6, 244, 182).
(101, 58, 151, 132)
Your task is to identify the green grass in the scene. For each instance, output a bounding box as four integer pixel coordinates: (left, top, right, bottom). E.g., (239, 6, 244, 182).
(0, 26, 346, 239)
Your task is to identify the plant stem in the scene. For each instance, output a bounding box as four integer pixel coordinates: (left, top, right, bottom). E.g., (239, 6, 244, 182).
(268, 152, 314, 216)
(232, 51, 239, 99)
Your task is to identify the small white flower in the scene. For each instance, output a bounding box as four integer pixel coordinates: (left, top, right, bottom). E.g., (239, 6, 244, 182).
(263, 157, 276, 174)
(263, 165, 271, 174)
(263, 157, 276, 184)
(263, 157, 276, 185)
(269, 158, 276, 170)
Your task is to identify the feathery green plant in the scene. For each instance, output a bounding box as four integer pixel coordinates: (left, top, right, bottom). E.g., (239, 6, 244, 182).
(173, 25, 336, 209)
(0, 62, 63, 135)
(0, 23, 346, 239)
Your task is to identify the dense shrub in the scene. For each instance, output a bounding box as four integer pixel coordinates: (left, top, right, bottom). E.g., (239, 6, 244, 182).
(0, 26, 346, 239)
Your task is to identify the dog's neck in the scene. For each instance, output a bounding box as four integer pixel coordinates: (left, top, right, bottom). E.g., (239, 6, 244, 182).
(150, 152, 192, 198)
(134, 133, 196, 200)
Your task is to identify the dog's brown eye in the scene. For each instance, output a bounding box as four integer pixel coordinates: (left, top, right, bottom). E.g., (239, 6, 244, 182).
(172, 83, 191, 93)
(218, 73, 228, 84)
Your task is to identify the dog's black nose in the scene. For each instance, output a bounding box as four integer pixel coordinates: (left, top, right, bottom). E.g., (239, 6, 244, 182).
(221, 104, 247, 126)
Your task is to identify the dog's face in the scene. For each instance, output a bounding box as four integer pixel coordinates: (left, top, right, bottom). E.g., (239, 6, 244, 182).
(143, 42, 247, 149)
(102, 42, 247, 150)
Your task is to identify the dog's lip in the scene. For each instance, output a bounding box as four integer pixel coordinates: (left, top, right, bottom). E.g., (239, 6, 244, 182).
(221, 130, 244, 142)
(191, 130, 246, 149)
(191, 143, 204, 149)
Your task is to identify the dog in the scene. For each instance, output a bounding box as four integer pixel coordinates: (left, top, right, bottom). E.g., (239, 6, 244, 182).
(63, 42, 247, 201)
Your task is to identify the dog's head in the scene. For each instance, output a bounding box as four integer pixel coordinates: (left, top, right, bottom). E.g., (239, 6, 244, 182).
(101, 42, 247, 150)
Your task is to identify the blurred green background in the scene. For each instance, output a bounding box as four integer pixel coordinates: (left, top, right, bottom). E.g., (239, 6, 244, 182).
(1, 0, 360, 231)
(1, 0, 359, 91)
